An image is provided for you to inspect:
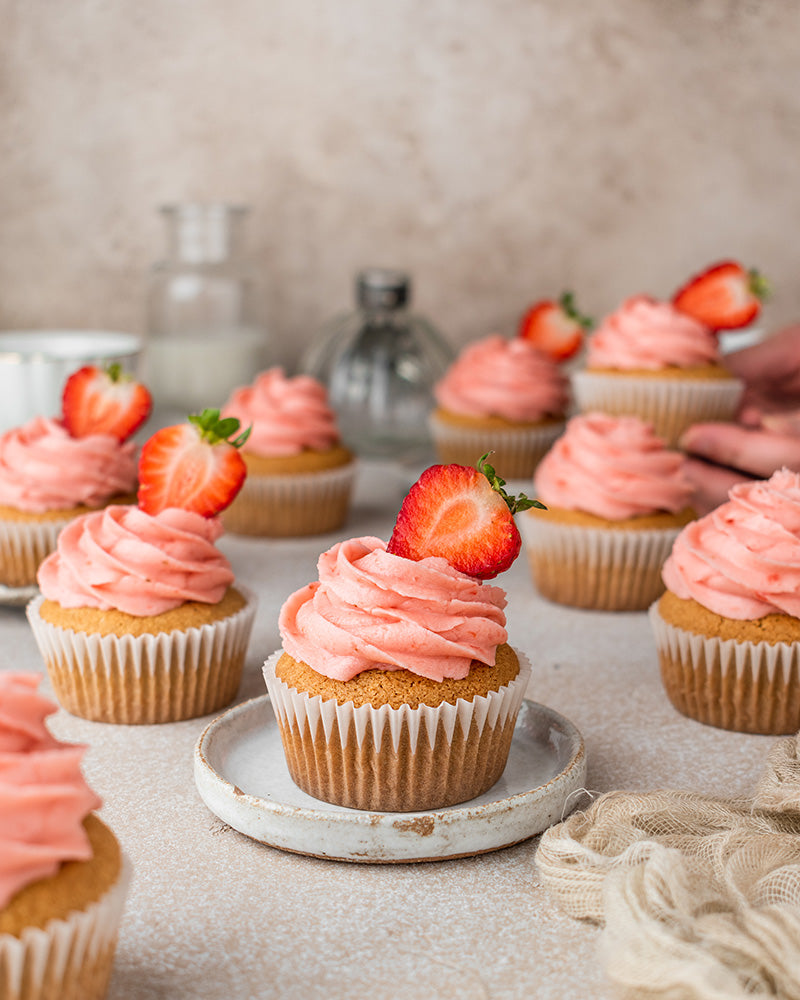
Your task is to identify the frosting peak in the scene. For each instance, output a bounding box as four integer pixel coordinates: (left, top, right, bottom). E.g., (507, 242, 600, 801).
(37, 504, 235, 615)
(222, 368, 341, 457)
(279, 536, 508, 682)
(0, 673, 101, 908)
(535, 412, 694, 519)
(434, 335, 568, 421)
(586, 295, 721, 370)
(662, 468, 800, 619)
(0, 416, 137, 513)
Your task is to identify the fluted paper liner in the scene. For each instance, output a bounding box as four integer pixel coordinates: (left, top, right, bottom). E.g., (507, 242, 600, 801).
(0, 517, 74, 588)
(429, 414, 564, 480)
(26, 587, 257, 724)
(0, 854, 130, 1000)
(571, 371, 743, 446)
(222, 462, 357, 537)
(649, 601, 800, 734)
(263, 648, 532, 812)
(522, 514, 680, 611)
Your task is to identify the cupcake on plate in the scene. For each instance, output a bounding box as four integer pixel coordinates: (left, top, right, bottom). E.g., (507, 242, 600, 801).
(220, 367, 356, 537)
(522, 412, 695, 610)
(263, 457, 540, 811)
(26, 409, 257, 724)
(0, 673, 130, 1000)
(429, 333, 569, 481)
(571, 294, 743, 446)
(651, 468, 800, 735)
(0, 364, 151, 588)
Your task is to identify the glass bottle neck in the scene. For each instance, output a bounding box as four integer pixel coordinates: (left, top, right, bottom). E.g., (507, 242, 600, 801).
(160, 203, 249, 265)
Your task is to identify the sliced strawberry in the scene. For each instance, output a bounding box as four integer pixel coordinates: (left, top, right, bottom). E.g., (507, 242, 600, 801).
(137, 409, 250, 517)
(386, 454, 545, 579)
(62, 363, 152, 441)
(672, 260, 769, 330)
(517, 291, 592, 362)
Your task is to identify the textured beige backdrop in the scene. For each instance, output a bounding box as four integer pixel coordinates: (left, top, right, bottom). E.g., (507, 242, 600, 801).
(2, 0, 799, 368)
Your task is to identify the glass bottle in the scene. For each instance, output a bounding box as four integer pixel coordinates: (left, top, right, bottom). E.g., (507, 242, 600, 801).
(145, 203, 269, 422)
(301, 269, 454, 463)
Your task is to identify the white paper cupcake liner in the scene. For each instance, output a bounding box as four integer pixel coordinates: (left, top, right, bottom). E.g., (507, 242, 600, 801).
(222, 461, 357, 537)
(0, 515, 74, 588)
(0, 853, 130, 1000)
(429, 413, 564, 480)
(571, 371, 744, 446)
(263, 648, 531, 811)
(649, 601, 800, 734)
(26, 586, 257, 724)
(521, 513, 681, 610)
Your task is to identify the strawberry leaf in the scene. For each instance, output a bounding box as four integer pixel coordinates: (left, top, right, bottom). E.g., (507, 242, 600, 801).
(477, 453, 546, 515)
(188, 409, 252, 448)
(559, 291, 593, 331)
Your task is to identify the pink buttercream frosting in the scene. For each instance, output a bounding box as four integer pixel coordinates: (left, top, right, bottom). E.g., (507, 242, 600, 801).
(434, 335, 569, 421)
(37, 504, 235, 616)
(222, 368, 341, 457)
(0, 673, 101, 909)
(534, 412, 693, 520)
(662, 468, 800, 620)
(279, 536, 508, 682)
(586, 295, 721, 371)
(0, 416, 137, 514)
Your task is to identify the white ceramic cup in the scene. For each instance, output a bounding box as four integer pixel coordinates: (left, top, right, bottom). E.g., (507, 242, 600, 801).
(0, 330, 142, 433)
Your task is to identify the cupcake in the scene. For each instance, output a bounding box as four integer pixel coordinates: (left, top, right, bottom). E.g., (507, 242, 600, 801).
(522, 412, 695, 610)
(263, 458, 538, 811)
(571, 295, 743, 445)
(220, 368, 356, 537)
(429, 334, 569, 480)
(26, 410, 257, 724)
(651, 468, 800, 735)
(0, 673, 129, 999)
(0, 365, 151, 588)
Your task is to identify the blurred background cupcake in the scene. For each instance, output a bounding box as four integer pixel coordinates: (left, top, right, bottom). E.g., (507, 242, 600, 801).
(522, 411, 695, 610)
(651, 468, 800, 735)
(0, 673, 130, 1000)
(220, 367, 356, 537)
(429, 332, 569, 481)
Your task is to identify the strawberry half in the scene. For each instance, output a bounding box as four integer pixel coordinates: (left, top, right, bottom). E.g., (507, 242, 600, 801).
(386, 454, 545, 580)
(672, 260, 769, 330)
(62, 363, 152, 441)
(517, 291, 592, 362)
(137, 409, 250, 518)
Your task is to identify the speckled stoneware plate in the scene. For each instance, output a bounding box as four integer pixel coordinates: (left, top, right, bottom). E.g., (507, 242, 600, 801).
(0, 583, 39, 607)
(194, 695, 587, 863)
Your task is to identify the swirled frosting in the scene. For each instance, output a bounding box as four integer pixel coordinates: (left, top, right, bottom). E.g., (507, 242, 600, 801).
(279, 536, 508, 682)
(37, 504, 234, 616)
(434, 335, 568, 421)
(222, 368, 341, 457)
(0, 417, 137, 513)
(535, 412, 693, 520)
(586, 295, 721, 370)
(662, 468, 800, 619)
(0, 673, 101, 909)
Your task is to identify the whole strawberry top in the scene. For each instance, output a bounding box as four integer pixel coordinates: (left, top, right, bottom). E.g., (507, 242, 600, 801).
(387, 454, 544, 580)
(137, 408, 250, 518)
(517, 291, 593, 362)
(672, 260, 768, 331)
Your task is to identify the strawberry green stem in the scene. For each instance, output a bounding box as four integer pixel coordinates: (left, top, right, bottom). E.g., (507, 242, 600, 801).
(477, 453, 546, 514)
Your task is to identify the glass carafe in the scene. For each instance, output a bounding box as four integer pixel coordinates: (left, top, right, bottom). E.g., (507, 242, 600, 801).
(145, 203, 269, 422)
(301, 269, 453, 463)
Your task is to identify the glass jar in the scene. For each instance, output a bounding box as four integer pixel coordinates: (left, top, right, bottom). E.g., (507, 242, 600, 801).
(145, 203, 269, 422)
(301, 269, 454, 463)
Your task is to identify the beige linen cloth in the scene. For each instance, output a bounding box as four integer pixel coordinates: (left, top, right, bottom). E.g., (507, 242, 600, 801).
(535, 732, 800, 998)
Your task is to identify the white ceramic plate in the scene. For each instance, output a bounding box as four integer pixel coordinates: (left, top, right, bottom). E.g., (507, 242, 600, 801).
(0, 583, 39, 607)
(194, 695, 587, 863)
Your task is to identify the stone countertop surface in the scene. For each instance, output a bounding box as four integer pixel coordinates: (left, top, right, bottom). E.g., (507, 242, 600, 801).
(1, 462, 773, 1000)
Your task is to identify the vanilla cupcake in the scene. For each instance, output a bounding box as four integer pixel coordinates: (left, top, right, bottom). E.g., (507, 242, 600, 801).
(430, 335, 568, 480)
(0, 673, 130, 999)
(571, 296, 743, 445)
(221, 368, 356, 537)
(651, 468, 800, 734)
(523, 412, 695, 610)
